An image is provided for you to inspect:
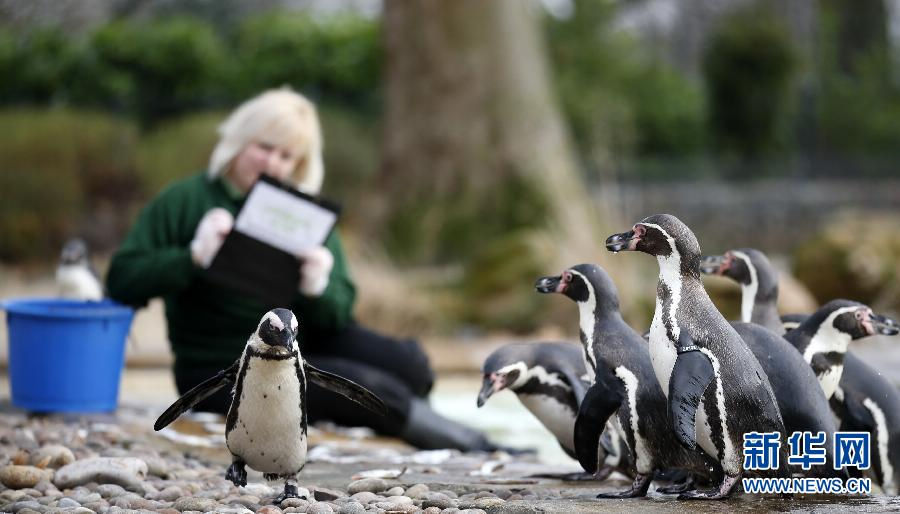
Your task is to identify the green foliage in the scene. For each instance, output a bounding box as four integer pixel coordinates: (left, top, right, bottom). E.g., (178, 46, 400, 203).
(815, 3, 900, 165)
(0, 108, 139, 261)
(545, 0, 707, 178)
(90, 18, 229, 126)
(135, 111, 225, 197)
(232, 12, 380, 109)
(318, 104, 379, 220)
(703, 7, 797, 160)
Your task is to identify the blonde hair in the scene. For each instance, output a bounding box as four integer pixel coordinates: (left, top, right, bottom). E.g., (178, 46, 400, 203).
(208, 88, 324, 194)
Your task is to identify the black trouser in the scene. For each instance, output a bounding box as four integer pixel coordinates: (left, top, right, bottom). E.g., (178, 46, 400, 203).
(174, 323, 435, 435)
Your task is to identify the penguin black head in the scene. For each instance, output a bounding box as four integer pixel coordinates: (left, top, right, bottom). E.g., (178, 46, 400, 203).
(534, 264, 620, 313)
(606, 214, 701, 277)
(60, 238, 90, 266)
(798, 299, 899, 341)
(254, 308, 300, 354)
(478, 344, 535, 407)
(701, 248, 778, 300)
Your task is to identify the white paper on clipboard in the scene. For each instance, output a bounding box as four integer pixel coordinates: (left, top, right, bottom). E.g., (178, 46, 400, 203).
(233, 179, 337, 256)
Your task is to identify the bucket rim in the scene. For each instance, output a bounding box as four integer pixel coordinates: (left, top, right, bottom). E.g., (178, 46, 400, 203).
(1, 297, 134, 319)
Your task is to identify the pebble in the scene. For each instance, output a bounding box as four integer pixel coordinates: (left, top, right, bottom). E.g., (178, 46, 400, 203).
(346, 478, 387, 495)
(56, 497, 80, 508)
(0, 465, 53, 489)
(306, 503, 335, 514)
(256, 507, 283, 514)
(349, 492, 379, 504)
(423, 508, 441, 514)
(312, 487, 344, 501)
(173, 496, 220, 511)
(383, 486, 404, 496)
(32, 446, 76, 469)
(422, 497, 456, 510)
(279, 498, 309, 509)
(54, 458, 148, 491)
(337, 501, 365, 514)
(404, 484, 429, 499)
(97, 483, 129, 498)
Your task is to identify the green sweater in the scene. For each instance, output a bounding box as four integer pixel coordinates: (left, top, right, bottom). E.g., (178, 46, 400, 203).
(106, 173, 356, 370)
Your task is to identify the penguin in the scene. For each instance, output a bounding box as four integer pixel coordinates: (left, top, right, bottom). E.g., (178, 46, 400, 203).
(535, 264, 716, 498)
(700, 249, 782, 333)
(56, 238, 104, 301)
(477, 341, 631, 480)
(783, 300, 898, 400)
(606, 214, 790, 499)
(155, 308, 387, 504)
(703, 247, 900, 493)
(700, 250, 846, 478)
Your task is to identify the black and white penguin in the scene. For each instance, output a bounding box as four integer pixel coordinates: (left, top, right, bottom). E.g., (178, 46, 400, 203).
(155, 308, 387, 504)
(783, 300, 898, 400)
(56, 238, 104, 301)
(606, 214, 790, 499)
(535, 264, 716, 498)
(700, 249, 846, 478)
(703, 247, 900, 493)
(477, 341, 631, 479)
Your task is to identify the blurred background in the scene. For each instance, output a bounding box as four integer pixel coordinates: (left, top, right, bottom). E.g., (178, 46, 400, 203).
(0, 0, 899, 460)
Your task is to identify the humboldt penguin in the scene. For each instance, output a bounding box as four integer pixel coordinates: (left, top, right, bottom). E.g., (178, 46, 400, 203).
(702, 248, 900, 492)
(535, 264, 716, 497)
(477, 341, 631, 480)
(606, 214, 790, 499)
(155, 309, 387, 504)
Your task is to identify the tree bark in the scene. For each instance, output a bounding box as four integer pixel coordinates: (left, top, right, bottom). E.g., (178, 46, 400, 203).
(377, 0, 613, 266)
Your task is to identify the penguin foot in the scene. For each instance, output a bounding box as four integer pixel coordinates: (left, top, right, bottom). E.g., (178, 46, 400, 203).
(225, 460, 247, 487)
(596, 473, 651, 498)
(274, 483, 300, 505)
(677, 474, 738, 500)
(655, 477, 694, 495)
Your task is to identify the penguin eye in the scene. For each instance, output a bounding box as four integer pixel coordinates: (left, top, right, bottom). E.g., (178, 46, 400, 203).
(562, 272, 572, 283)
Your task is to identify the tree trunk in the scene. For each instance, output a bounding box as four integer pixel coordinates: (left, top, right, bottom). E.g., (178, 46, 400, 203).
(377, 0, 613, 269)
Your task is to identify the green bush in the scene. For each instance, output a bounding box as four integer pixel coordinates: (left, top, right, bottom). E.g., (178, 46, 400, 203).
(0, 108, 139, 262)
(703, 7, 797, 160)
(232, 12, 380, 109)
(135, 111, 225, 197)
(90, 17, 229, 126)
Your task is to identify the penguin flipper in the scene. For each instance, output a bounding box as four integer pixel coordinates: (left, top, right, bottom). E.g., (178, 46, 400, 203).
(305, 363, 388, 416)
(153, 361, 239, 431)
(669, 331, 714, 451)
(574, 374, 625, 474)
(560, 367, 589, 406)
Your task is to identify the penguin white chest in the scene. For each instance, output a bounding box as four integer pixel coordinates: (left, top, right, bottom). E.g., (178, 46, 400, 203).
(816, 364, 843, 400)
(648, 309, 678, 395)
(517, 394, 577, 452)
(56, 265, 103, 301)
(227, 358, 306, 474)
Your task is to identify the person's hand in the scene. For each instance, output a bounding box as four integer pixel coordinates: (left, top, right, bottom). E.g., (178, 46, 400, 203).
(298, 246, 333, 297)
(190, 208, 234, 268)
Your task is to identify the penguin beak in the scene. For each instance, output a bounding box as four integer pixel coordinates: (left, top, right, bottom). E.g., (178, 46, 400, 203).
(867, 312, 900, 336)
(535, 275, 563, 294)
(477, 375, 496, 407)
(606, 225, 643, 253)
(477, 371, 518, 407)
(700, 255, 726, 275)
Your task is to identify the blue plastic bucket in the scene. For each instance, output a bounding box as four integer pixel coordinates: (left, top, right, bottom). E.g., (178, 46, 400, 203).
(2, 298, 134, 412)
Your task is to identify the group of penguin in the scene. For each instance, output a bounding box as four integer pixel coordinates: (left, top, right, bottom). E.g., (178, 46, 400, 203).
(478, 213, 900, 499)
(66, 214, 900, 504)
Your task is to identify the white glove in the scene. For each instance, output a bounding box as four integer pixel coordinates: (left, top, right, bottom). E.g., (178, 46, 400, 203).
(297, 246, 334, 297)
(190, 208, 234, 268)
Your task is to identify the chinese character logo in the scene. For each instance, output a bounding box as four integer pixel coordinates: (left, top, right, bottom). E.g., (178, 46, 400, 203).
(788, 431, 827, 470)
(743, 431, 781, 470)
(834, 432, 870, 470)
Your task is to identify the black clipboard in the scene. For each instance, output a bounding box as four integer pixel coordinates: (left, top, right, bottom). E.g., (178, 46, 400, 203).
(205, 176, 341, 307)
